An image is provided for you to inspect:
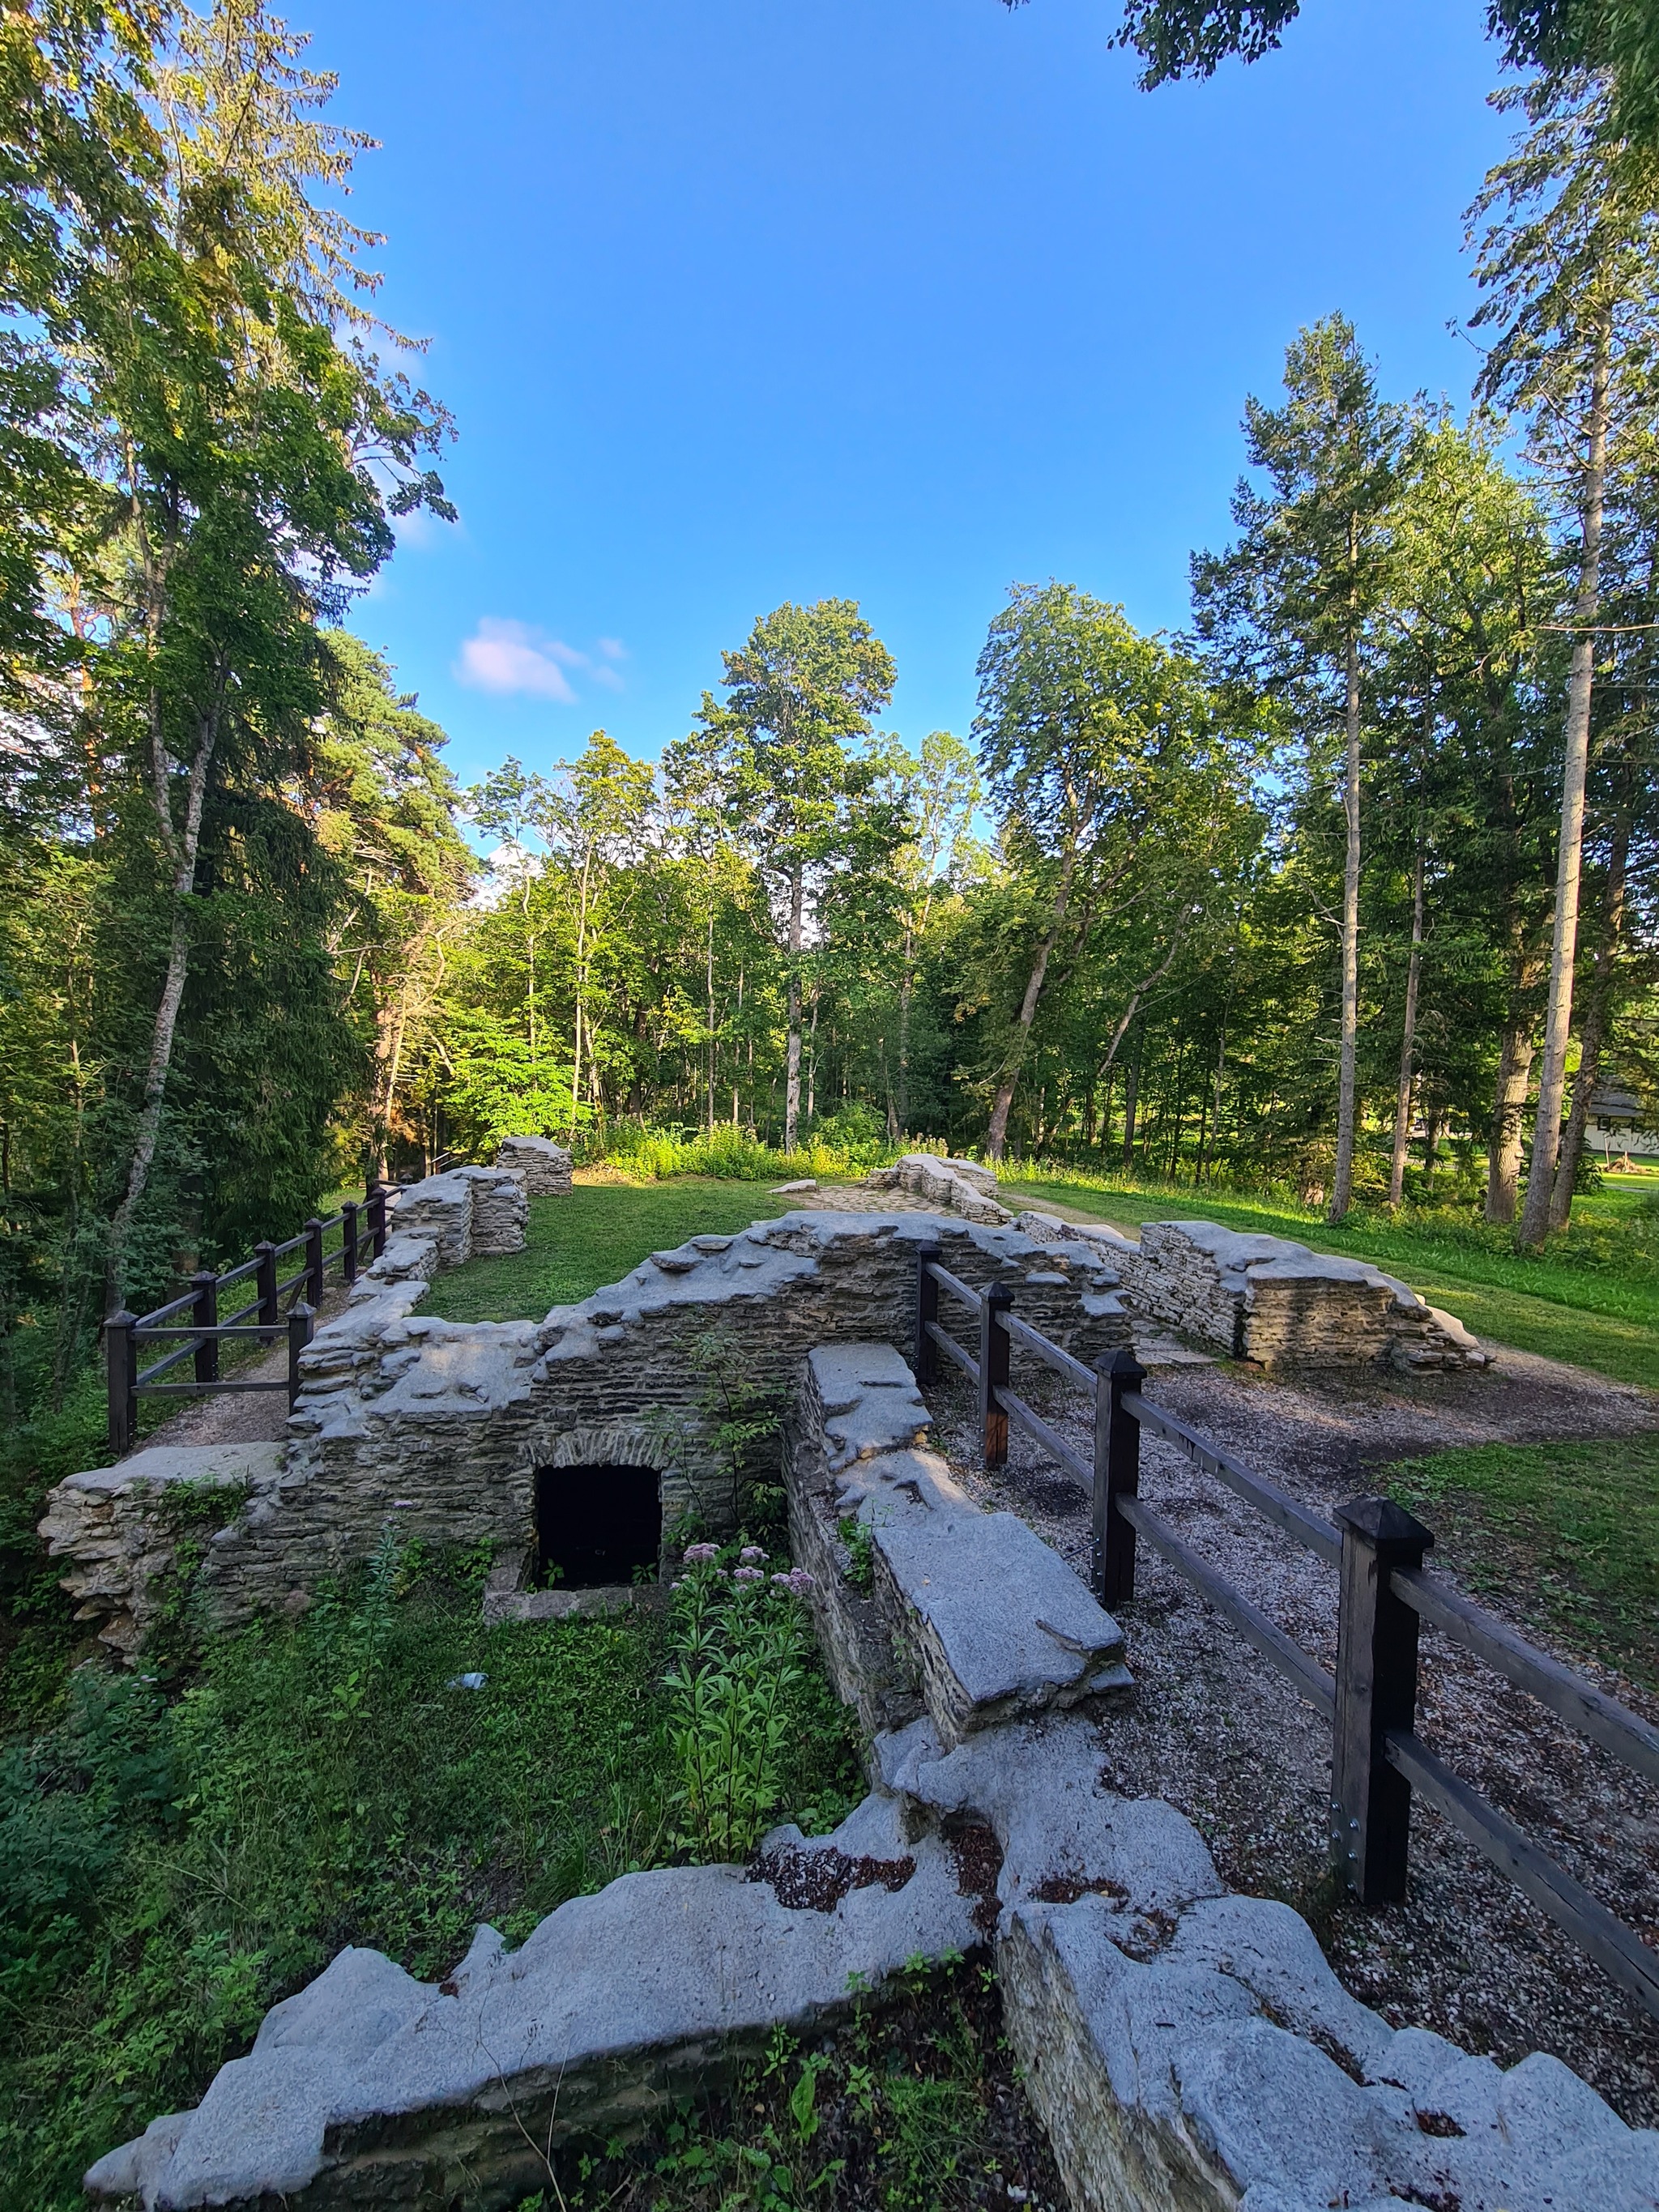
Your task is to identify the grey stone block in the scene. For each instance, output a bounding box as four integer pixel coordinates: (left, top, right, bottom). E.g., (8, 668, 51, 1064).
(86, 1801, 980, 2210)
(495, 1135, 574, 1196)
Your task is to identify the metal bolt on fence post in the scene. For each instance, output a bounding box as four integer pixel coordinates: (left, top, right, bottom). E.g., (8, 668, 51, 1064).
(288, 1301, 316, 1409)
(1094, 1346, 1146, 1608)
(192, 1270, 220, 1385)
(915, 1243, 941, 1387)
(1332, 1495, 1434, 1905)
(106, 1311, 138, 1456)
(979, 1282, 1012, 1470)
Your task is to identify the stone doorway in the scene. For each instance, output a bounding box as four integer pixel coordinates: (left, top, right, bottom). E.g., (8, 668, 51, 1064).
(535, 1463, 660, 1589)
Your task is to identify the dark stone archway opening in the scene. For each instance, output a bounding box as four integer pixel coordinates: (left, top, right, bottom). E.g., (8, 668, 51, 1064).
(535, 1464, 661, 1588)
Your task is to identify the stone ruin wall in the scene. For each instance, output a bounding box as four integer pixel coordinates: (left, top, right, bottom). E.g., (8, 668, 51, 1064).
(42, 1198, 1131, 1656)
(84, 1340, 1655, 2212)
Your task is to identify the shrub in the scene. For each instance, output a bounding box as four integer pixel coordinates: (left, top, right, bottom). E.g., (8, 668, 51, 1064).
(663, 1545, 854, 1860)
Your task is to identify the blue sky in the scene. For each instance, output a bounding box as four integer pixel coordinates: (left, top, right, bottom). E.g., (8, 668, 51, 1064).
(313, 0, 1514, 783)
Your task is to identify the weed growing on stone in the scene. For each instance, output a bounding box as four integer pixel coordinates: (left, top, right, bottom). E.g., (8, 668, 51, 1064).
(511, 1955, 1067, 2211)
(837, 1513, 876, 1596)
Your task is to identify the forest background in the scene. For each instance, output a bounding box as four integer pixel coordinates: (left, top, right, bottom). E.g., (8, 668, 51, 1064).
(5, 0, 1659, 1464)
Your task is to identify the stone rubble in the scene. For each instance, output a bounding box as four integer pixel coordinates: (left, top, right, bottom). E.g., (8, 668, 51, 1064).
(83, 1343, 1654, 2212)
(493, 1135, 573, 1196)
(864, 1151, 1015, 1225)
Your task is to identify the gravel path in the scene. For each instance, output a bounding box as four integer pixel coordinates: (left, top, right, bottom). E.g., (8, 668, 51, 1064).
(133, 1283, 353, 1451)
(927, 1334, 1659, 2125)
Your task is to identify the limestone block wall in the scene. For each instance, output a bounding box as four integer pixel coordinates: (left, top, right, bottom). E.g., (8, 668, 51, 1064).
(58, 1209, 1128, 1641)
(389, 1165, 527, 1264)
(1107, 1218, 1490, 1372)
(786, 1345, 1131, 1744)
(494, 1135, 573, 1195)
(83, 1339, 1657, 2212)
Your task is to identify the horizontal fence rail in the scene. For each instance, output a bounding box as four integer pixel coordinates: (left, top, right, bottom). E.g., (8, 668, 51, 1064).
(104, 1185, 403, 1454)
(909, 1243, 1659, 2018)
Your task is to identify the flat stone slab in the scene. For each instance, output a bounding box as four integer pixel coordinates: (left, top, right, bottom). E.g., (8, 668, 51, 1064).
(85, 1792, 979, 2211)
(803, 1346, 1129, 1747)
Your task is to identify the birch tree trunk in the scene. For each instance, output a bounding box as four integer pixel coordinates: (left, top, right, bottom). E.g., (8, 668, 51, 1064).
(1518, 317, 1611, 1248)
(108, 682, 224, 1301)
(1387, 840, 1425, 1207)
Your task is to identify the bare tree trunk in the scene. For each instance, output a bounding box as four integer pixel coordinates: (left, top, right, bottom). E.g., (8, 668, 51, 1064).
(1550, 803, 1629, 1230)
(897, 922, 915, 1136)
(1486, 1017, 1536, 1224)
(784, 868, 804, 1151)
(1519, 316, 1611, 1248)
(985, 846, 1077, 1162)
(1121, 1029, 1141, 1170)
(1388, 841, 1425, 1207)
(108, 688, 224, 1299)
(706, 901, 715, 1134)
(1330, 620, 1363, 1223)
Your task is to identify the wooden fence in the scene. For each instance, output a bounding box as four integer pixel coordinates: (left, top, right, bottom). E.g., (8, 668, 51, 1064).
(104, 1187, 399, 1455)
(913, 1243, 1659, 2020)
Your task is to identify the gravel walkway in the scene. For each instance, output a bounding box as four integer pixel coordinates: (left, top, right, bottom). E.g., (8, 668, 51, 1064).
(927, 1333, 1659, 2125)
(133, 1283, 354, 1451)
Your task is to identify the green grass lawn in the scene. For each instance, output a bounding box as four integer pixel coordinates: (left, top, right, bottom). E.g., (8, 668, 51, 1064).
(1388, 1436, 1659, 1691)
(416, 1177, 807, 1323)
(1000, 1174, 1659, 1391)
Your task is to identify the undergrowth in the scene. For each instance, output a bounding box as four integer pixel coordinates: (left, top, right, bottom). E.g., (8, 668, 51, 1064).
(512, 1956, 1066, 2212)
(0, 1535, 861, 2209)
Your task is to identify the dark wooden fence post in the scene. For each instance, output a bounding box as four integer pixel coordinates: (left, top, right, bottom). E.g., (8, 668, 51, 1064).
(1094, 1345, 1146, 1608)
(341, 1200, 359, 1285)
(106, 1311, 138, 1455)
(1332, 1496, 1434, 1905)
(979, 1282, 1012, 1469)
(288, 1301, 315, 1408)
(369, 1184, 388, 1259)
(192, 1270, 220, 1385)
(254, 1240, 279, 1333)
(915, 1243, 940, 1386)
(305, 1217, 326, 1308)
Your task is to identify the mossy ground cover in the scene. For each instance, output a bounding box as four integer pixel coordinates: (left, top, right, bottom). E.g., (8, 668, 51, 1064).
(416, 1176, 806, 1323)
(999, 1171, 1659, 1390)
(1386, 1435, 1659, 1692)
(0, 1544, 862, 2210)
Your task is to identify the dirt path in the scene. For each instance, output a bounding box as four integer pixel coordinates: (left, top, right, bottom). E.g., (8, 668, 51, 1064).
(132, 1283, 354, 1452)
(926, 1337, 1659, 2125)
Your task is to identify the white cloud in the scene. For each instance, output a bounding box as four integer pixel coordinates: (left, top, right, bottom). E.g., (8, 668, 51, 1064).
(455, 618, 578, 701)
(454, 620, 628, 703)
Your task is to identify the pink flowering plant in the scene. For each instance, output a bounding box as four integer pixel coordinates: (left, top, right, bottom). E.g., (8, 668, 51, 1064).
(663, 1541, 819, 1860)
